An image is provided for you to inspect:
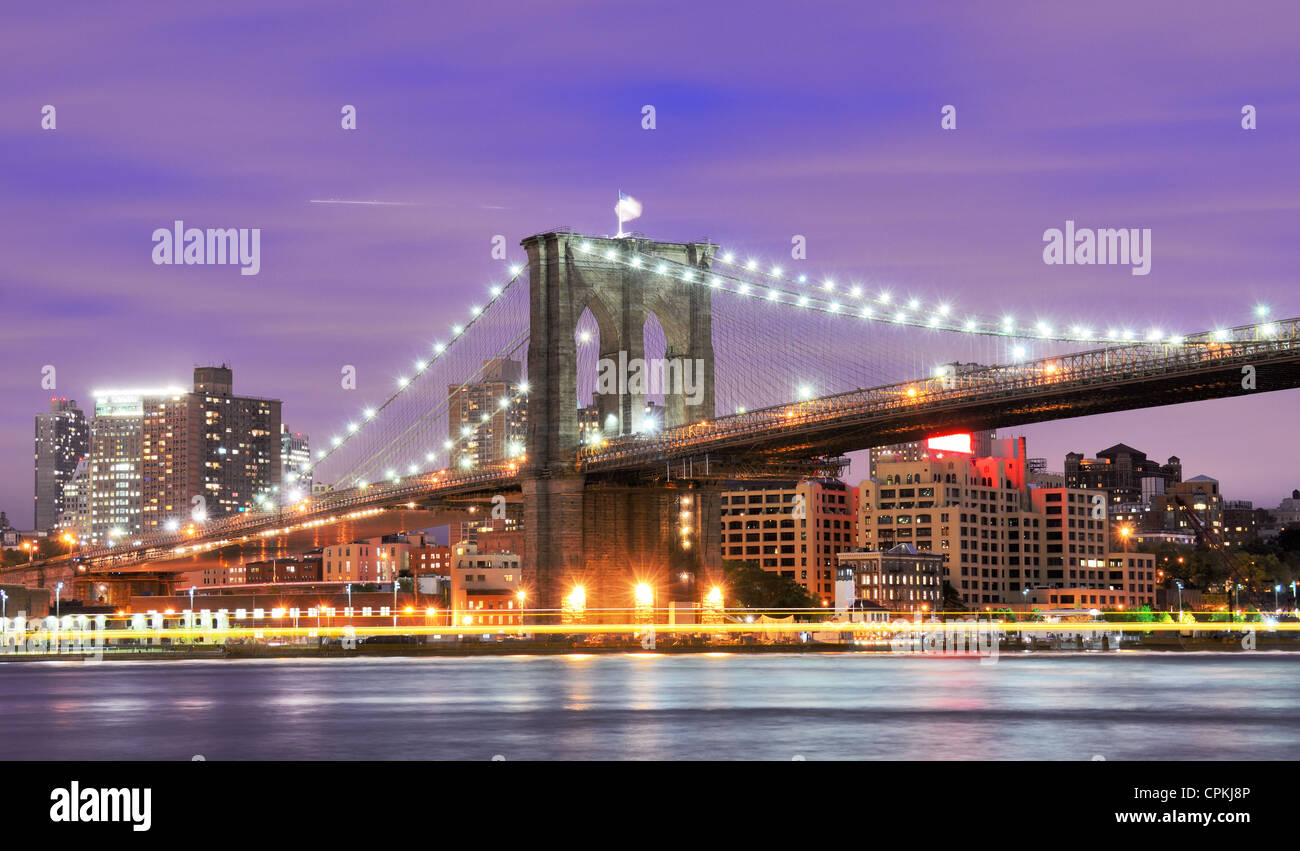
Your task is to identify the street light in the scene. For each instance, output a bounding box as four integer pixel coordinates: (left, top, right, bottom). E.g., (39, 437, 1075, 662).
(1275, 584, 1282, 612)
(188, 586, 196, 612)
(1117, 524, 1132, 554)
(345, 583, 352, 624)
(1175, 580, 1183, 616)
(634, 582, 654, 624)
(55, 582, 64, 618)
(1, 589, 7, 619)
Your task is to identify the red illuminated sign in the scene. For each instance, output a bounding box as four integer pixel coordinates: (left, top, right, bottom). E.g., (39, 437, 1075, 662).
(926, 432, 973, 454)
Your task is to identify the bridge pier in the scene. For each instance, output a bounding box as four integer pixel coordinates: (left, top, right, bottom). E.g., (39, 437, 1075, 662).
(522, 477, 722, 619)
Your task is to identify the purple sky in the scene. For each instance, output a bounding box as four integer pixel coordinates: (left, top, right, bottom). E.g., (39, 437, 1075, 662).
(3, 0, 1299, 526)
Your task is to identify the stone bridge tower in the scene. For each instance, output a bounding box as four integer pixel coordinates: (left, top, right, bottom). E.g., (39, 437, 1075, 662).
(520, 232, 721, 617)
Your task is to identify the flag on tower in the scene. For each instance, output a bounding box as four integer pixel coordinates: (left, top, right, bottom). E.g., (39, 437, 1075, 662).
(615, 191, 642, 236)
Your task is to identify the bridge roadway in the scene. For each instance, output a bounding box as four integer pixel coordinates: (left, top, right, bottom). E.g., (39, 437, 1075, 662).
(577, 318, 1300, 469)
(7, 317, 1298, 588)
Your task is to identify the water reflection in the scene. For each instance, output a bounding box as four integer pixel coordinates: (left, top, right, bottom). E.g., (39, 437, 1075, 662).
(0, 653, 1296, 760)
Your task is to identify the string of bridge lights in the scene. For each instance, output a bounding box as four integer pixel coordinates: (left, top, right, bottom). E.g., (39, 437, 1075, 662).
(573, 239, 1272, 348)
(295, 262, 531, 491)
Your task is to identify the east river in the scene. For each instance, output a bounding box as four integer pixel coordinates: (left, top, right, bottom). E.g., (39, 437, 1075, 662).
(2, 652, 1297, 760)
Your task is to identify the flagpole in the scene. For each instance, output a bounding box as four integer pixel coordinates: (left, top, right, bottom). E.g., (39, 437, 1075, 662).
(617, 188, 623, 237)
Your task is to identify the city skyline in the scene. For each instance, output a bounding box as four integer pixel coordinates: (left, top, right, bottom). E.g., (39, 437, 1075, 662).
(4, 1, 1299, 518)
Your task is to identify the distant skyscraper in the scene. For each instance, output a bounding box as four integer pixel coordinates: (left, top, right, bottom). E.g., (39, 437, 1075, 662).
(89, 393, 146, 543)
(139, 365, 281, 529)
(87, 366, 280, 539)
(33, 398, 89, 531)
(448, 358, 526, 469)
(57, 458, 92, 539)
(281, 426, 311, 494)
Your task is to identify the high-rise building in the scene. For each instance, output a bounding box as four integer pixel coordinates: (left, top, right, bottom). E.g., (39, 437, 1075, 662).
(33, 398, 88, 531)
(140, 388, 201, 531)
(89, 393, 147, 543)
(719, 478, 857, 605)
(1064, 444, 1181, 505)
(56, 458, 91, 540)
(281, 425, 311, 493)
(448, 358, 526, 470)
(140, 366, 281, 530)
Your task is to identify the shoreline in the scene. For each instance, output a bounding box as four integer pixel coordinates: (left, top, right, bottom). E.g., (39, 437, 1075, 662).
(3, 635, 1299, 661)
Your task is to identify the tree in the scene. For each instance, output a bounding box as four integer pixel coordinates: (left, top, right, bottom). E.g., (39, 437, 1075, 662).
(941, 581, 965, 612)
(722, 560, 821, 616)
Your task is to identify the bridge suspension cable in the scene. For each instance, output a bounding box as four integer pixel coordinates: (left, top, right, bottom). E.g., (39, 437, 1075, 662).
(307, 263, 531, 490)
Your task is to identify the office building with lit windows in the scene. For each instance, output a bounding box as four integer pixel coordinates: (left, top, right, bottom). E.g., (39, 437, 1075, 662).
(447, 358, 526, 470)
(280, 426, 311, 493)
(88, 393, 147, 543)
(139, 366, 281, 530)
(33, 398, 89, 532)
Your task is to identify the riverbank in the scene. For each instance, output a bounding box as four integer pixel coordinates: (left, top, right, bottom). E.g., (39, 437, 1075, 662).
(3, 632, 1299, 661)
